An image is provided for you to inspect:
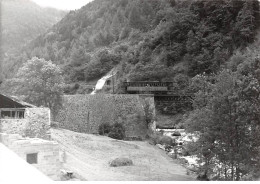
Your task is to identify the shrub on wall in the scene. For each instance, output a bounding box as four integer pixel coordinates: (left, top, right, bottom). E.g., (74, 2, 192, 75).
(98, 123, 112, 135)
(108, 123, 125, 140)
(143, 99, 154, 124)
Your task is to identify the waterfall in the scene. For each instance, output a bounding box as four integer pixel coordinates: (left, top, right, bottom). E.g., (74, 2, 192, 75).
(90, 72, 115, 95)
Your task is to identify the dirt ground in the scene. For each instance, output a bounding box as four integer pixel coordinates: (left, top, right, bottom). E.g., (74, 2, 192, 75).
(51, 128, 195, 181)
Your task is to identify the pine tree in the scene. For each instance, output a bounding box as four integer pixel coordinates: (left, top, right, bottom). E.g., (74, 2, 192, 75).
(235, 1, 258, 45)
(128, 6, 144, 30)
(111, 14, 121, 41)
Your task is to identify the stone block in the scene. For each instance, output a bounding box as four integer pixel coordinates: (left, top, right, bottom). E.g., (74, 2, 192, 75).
(1, 133, 61, 180)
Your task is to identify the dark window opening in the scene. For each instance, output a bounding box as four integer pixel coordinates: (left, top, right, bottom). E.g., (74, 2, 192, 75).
(0, 109, 25, 119)
(106, 80, 111, 86)
(18, 111, 25, 118)
(26, 153, 38, 164)
(1, 111, 11, 118)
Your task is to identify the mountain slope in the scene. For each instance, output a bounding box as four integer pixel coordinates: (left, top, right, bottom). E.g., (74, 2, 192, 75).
(1, 0, 67, 81)
(2, 0, 67, 54)
(2, 0, 260, 95)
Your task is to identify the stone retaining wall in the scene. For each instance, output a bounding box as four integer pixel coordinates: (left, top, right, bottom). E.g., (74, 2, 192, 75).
(55, 94, 156, 139)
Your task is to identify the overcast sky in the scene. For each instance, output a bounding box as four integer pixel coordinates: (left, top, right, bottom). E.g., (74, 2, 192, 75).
(31, 0, 93, 10)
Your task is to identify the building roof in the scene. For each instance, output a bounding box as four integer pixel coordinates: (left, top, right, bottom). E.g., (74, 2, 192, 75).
(0, 93, 36, 108)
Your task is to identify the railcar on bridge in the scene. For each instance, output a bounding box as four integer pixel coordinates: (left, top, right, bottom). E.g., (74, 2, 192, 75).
(122, 81, 194, 114)
(123, 81, 174, 95)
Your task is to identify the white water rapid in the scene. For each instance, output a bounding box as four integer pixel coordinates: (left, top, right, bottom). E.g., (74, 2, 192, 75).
(90, 72, 115, 95)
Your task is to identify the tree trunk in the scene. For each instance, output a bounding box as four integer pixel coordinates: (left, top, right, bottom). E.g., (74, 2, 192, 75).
(231, 162, 234, 181)
(236, 166, 240, 181)
(224, 166, 227, 180)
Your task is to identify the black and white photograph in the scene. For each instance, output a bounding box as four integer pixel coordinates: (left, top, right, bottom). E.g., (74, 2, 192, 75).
(0, 0, 259, 181)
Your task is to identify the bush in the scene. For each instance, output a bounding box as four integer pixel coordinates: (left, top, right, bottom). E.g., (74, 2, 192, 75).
(165, 145, 173, 152)
(109, 157, 133, 167)
(149, 133, 177, 147)
(197, 173, 210, 181)
(50, 121, 59, 128)
(159, 135, 174, 146)
(182, 149, 190, 156)
(108, 123, 125, 140)
(98, 123, 112, 135)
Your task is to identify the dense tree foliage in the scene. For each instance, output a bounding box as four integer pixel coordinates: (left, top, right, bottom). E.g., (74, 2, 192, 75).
(185, 41, 260, 180)
(0, 57, 65, 115)
(3, 0, 259, 95)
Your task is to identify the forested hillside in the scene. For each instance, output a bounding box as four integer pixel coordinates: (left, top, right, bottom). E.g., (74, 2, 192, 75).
(2, 0, 259, 94)
(1, 0, 66, 80)
(2, 0, 66, 54)
(1, 1, 260, 180)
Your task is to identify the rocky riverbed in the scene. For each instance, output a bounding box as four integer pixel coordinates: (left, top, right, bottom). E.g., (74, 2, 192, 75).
(155, 129, 200, 174)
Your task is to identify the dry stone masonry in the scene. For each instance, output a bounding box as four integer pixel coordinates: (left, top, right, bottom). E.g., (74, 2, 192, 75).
(55, 94, 156, 139)
(0, 108, 51, 140)
(0, 133, 61, 180)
